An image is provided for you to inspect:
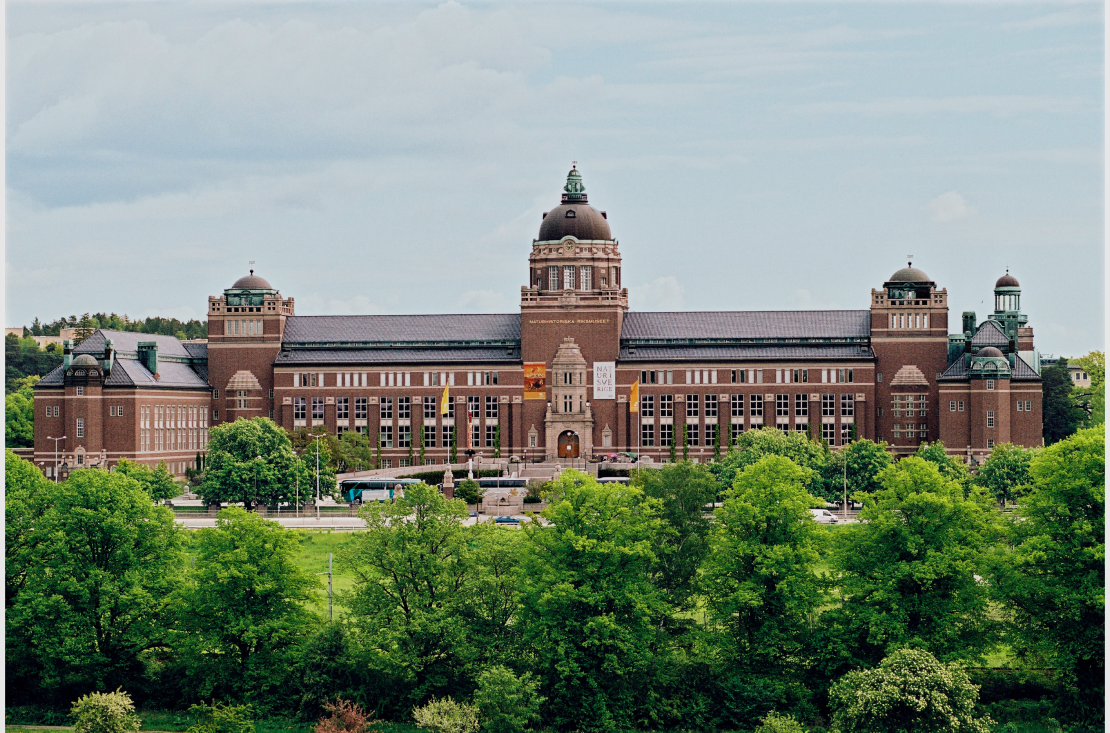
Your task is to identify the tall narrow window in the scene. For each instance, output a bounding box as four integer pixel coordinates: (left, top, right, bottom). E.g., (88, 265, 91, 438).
(563, 265, 575, 290)
(579, 265, 592, 290)
(548, 266, 559, 290)
(76, 417, 85, 438)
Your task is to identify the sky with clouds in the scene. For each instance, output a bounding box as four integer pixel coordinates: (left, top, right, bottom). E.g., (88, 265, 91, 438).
(6, 1, 1104, 357)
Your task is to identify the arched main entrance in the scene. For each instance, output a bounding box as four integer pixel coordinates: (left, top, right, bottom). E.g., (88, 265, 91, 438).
(558, 430, 580, 458)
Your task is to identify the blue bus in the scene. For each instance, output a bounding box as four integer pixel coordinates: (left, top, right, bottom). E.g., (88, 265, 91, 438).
(340, 478, 422, 504)
(477, 477, 528, 490)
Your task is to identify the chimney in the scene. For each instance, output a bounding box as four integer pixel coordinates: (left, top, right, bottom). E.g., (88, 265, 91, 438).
(63, 339, 73, 369)
(103, 338, 115, 375)
(137, 341, 158, 377)
(962, 311, 976, 334)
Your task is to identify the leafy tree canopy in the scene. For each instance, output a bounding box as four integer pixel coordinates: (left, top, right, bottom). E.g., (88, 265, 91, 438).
(5, 374, 37, 448)
(200, 418, 327, 506)
(1041, 358, 1083, 445)
(817, 438, 893, 504)
(914, 440, 970, 483)
(453, 478, 483, 505)
(973, 443, 1033, 506)
(114, 458, 180, 502)
(990, 425, 1104, 721)
(710, 427, 829, 494)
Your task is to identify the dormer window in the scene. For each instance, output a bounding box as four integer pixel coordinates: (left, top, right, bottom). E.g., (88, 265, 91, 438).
(565, 210, 576, 218)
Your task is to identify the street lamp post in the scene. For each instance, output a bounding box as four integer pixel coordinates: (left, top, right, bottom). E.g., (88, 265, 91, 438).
(309, 432, 325, 520)
(842, 449, 849, 522)
(46, 436, 66, 482)
(254, 455, 262, 510)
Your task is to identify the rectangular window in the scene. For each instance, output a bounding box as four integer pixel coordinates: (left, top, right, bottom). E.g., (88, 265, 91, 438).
(563, 265, 575, 290)
(311, 397, 324, 420)
(398, 425, 411, 448)
(958, 400, 964, 412)
(337, 397, 349, 420)
(355, 397, 368, 419)
(380, 397, 394, 419)
(380, 426, 394, 448)
(485, 395, 499, 419)
(212, 410, 219, 421)
(482, 424, 495, 447)
(950, 400, 957, 412)
(472, 423, 481, 448)
(424, 396, 437, 419)
(641, 394, 655, 417)
(640, 370, 658, 384)
(792, 369, 809, 383)
(1025, 400, 1032, 412)
(732, 369, 747, 384)
(987, 439, 995, 449)
(731, 422, 744, 441)
(987, 410, 995, 429)
(705, 423, 717, 445)
(398, 397, 411, 420)
(750, 394, 764, 417)
(641, 422, 656, 447)
(705, 394, 718, 418)
(109, 406, 115, 417)
(776, 394, 789, 417)
(731, 394, 745, 417)
(821, 423, 835, 443)
(685, 394, 698, 417)
(443, 425, 453, 448)
(1016, 400, 1023, 412)
(841, 394, 854, 417)
(839, 369, 854, 383)
(548, 266, 559, 290)
(76, 417, 85, 438)
(986, 379, 995, 391)
(893, 423, 902, 438)
(467, 395, 481, 420)
(424, 425, 436, 447)
(659, 394, 674, 418)
(687, 423, 700, 446)
(579, 265, 592, 290)
(76, 386, 84, 396)
(841, 423, 852, 444)
(381, 458, 392, 469)
(821, 394, 835, 417)
(795, 393, 808, 417)
(294, 397, 306, 420)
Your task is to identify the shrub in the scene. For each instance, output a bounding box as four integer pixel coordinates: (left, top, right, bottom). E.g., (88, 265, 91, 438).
(70, 690, 140, 733)
(412, 697, 480, 733)
(314, 699, 375, 733)
(454, 480, 483, 506)
(828, 648, 994, 733)
(186, 702, 255, 733)
(755, 712, 806, 733)
(473, 666, 545, 733)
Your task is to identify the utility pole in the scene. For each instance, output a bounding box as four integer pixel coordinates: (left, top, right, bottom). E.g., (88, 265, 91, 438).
(316, 552, 333, 621)
(309, 432, 325, 520)
(842, 449, 849, 522)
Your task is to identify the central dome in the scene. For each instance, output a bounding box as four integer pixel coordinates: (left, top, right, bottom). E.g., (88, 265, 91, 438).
(231, 272, 273, 290)
(537, 165, 613, 242)
(888, 265, 932, 283)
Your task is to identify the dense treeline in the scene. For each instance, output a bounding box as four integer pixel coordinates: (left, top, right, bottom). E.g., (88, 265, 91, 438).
(21, 312, 208, 341)
(5, 424, 1103, 732)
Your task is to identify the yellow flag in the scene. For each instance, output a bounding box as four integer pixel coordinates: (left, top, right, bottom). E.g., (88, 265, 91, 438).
(440, 384, 450, 416)
(629, 380, 640, 412)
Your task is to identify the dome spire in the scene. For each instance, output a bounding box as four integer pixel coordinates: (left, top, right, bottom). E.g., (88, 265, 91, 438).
(561, 162, 588, 204)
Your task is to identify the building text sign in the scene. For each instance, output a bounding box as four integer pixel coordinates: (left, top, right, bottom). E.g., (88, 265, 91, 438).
(593, 362, 615, 400)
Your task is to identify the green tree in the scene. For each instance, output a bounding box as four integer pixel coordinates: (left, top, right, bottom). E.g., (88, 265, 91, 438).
(473, 665, 545, 733)
(820, 457, 996, 673)
(828, 648, 992, 733)
(341, 483, 476, 710)
(296, 624, 360, 721)
(6, 465, 184, 701)
(113, 458, 179, 502)
(990, 426, 1104, 722)
(1041, 358, 1083, 444)
(1071, 351, 1104, 426)
(200, 417, 322, 507)
(753, 712, 805, 733)
(517, 470, 667, 731)
(710, 427, 829, 495)
(5, 374, 36, 447)
(185, 702, 255, 733)
(702, 456, 823, 675)
(973, 443, 1033, 507)
(817, 438, 893, 505)
(454, 478, 483, 505)
(914, 440, 970, 483)
(178, 507, 320, 705)
(631, 461, 718, 613)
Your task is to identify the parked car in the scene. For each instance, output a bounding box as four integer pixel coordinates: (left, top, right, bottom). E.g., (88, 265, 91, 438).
(494, 515, 520, 524)
(809, 508, 840, 524)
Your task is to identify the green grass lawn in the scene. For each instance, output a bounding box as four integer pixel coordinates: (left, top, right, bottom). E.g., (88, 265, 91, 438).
(289, 530, 363, 612)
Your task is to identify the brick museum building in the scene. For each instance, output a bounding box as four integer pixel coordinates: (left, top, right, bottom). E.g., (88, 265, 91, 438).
(33, 166, 1044, 478)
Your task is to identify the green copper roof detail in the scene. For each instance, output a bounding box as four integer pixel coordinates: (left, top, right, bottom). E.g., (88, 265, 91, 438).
(561, 163, 588, 203)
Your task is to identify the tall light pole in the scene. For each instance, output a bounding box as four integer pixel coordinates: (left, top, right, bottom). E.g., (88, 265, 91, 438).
(842, 448, 849, 522)
(309, 432, 325, 520)
(47, 435, 66, 482)
(254, 455, 262, 510)
(316, 552, 334, 622)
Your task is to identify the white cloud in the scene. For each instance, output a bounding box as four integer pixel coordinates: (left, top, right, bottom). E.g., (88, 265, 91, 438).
(458, 290, 512, 313)
(629, 276, 685, 310)
(927, 191, 975, 223)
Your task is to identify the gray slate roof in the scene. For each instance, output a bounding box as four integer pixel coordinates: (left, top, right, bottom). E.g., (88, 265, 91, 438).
(282, 315, 521, 345)
(621, 311, 871, 341)
(970, 320, 1009, 347)
(274, 347, 521, 366)
(619, 344, 874, 363)
(36, 358, 210, 389)
(75, 329, 194, 358)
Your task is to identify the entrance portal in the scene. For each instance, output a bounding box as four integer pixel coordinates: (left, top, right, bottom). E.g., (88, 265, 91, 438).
(558, 431, 580, 458)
